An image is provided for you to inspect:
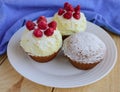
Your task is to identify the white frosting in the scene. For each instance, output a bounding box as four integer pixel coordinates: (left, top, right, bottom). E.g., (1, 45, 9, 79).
(20, 29, 62, 57)
(63, 32, 106, 63)
(53, 12, 87, 36)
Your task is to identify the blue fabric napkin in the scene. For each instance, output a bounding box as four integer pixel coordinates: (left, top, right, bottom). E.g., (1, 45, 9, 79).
(0, 0, 120, 55)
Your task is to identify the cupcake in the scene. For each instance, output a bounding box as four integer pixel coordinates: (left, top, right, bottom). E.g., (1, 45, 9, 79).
(53, 2, 87, 39)
(20, 16, 62, 63)
(63, 32, 106, 70)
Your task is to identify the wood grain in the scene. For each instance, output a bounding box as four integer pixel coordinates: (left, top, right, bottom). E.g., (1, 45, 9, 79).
(0, 53, 7, 65)
(0, 59, 52, 92)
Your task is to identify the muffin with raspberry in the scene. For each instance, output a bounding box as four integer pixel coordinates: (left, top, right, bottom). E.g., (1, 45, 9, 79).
(20, 16, 62, 62)
(53, 2, 87, 39)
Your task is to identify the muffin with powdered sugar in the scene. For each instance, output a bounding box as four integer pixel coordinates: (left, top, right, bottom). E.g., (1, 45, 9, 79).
(63, 32, 106, 70)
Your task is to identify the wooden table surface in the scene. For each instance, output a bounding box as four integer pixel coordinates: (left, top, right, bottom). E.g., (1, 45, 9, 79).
(0, 32, 120, 92)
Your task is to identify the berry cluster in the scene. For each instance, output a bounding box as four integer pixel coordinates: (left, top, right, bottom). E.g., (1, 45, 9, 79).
(26, 16, 57, 38)
(58, 2, 80, 19)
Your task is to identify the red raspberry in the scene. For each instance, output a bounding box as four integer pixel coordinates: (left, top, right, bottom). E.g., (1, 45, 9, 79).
(48, 21, 57, 30)
(68, 5, 74, 12)
(58, 8, 65, 15)
(38, 20, 47, 30)
(33, 28, 43, 38)
(37, 16, 47, 23)
(75, 10, 80, 14)
(74, 5, 80, 12)
(64, 2, 69, 9)
(26, 20, 35, 30)
(64, 2, 74, 12)
(44, 28, 54, 36)
(63, 11, 72, 19)
(73, 13, 80, 19)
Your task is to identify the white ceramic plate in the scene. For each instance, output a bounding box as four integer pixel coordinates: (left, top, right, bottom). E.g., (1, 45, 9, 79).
(7, 18, 117, 88)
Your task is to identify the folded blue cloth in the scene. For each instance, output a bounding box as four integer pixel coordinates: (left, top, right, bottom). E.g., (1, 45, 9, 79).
(0, 0, 120, 55)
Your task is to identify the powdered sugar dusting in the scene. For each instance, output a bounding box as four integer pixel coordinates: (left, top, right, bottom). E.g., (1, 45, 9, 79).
(63, 32, 106, 63)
